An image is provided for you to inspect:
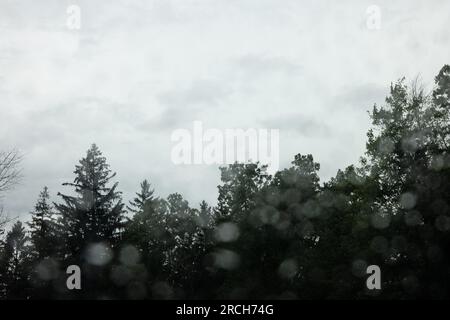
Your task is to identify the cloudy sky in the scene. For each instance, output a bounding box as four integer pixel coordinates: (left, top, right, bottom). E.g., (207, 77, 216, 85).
(1, 0, 449, 221)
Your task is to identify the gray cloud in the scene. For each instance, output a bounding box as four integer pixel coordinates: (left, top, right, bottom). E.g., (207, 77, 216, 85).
(234, 55, 303, 78)
(263, 114, 330, 137)
(1, 0, 449, 223)
(334, 84, 388, 111)
(151, 79, 233, 129)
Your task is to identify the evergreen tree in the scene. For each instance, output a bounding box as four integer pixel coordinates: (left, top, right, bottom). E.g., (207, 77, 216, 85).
(0, 221, 29, 299)
(26, 187, 61, 298)
(28, 187, 58, 259)
(127, 179, 156, 214)
(55, 144, 125, 259)
(122, 184, 168, 298)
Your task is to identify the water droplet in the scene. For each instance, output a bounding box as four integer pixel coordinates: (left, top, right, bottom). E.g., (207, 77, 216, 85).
(120, 245, 141, 266)
(378, 137, 395, 154)
(213, 249, 240, 270)
(371, 211, 391, 229)
(85, 242, 113, 266)
(435, 215, 450, 231)
(214, 222, 240, 242)
(278, 259, 298, 279)
(400, 192, 417, 210)
(35, 258, 59, 281)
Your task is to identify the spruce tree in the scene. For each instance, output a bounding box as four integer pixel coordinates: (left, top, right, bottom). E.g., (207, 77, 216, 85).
(28, 187, 58, 259)
(127, 179, 156, 213)
(55, 144, 125, 259)
(0, 221, 29, 299)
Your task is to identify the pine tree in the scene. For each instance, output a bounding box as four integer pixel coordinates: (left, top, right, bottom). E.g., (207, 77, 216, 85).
(122, 185, 170, 298)
(55, 144, 125, 259)
(127, 179, 156, 213)
(28, 187, 58, 259)
(0, 221, 29, 299)
(123, 180, 164, 250)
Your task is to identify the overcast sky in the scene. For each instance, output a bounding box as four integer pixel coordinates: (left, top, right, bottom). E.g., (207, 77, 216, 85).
(1, 0, 449, 222)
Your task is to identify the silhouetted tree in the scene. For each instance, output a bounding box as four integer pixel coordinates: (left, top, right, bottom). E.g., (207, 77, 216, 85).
(28, 187, 58, 260)
(54, 144, 125, 298)
(26, 187, 61, 299)
(127, 179, 156, 214)
(2, 65, 450, 300)
(0, 221, 29, 299)
(55, 144, 125, 259)
(0, 149, 22, 195)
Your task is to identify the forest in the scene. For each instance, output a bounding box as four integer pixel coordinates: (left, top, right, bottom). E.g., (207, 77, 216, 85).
(0, 65, 449, 300)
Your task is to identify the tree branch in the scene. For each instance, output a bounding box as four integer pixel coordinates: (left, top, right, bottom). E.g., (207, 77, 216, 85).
(0, 148, 23, 194)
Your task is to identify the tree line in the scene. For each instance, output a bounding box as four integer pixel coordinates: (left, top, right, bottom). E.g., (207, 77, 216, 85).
(0, 65, 450, 299)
